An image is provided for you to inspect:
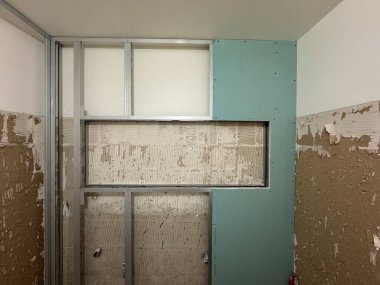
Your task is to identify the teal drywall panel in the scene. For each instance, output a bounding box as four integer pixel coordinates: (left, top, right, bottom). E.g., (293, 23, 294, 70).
(212, 40, 296, 285)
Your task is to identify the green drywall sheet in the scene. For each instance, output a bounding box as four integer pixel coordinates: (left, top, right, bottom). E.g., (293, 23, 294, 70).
(212, 40, 296, 284)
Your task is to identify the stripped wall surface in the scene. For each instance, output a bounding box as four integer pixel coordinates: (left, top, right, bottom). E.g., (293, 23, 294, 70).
(0, 110, 44, 284)
(134, 193, 209, 285)
(62, 118, 74, 285)
(87, 122, 265, 186)
(295, 101, 380, 284)
(82, 193, 125, 285)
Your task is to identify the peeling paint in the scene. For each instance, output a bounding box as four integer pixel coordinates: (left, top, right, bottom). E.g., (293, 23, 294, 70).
(334, 243, 339, 258)
(296, 144, 331, 158)
(296, 101, 380, 284)
(297, 100, 380, 151)
(370, 250, 377, 266)
(0, 110, 44, 285)
(374, 234, 380, 251)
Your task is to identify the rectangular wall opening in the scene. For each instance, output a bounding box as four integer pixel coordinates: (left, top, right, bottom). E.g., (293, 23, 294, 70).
(132, 44, 211, 117)
(86, 121, 267, 187)
(133, 192, 210, 285)
(81, 193, 125, 285)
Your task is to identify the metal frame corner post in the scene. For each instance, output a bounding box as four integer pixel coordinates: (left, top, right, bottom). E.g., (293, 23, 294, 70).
(46, 36, 62, 285)
(73, 41, 84, 285)
(44, 36, 53, 285)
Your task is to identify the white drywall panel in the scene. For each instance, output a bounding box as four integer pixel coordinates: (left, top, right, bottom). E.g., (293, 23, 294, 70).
(84, 47, 125, 116)
(133, 47, 210, 116)
(62, 47, 74, 117)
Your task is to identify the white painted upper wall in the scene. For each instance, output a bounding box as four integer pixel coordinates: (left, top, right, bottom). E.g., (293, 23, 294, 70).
(133, 48, 210, 116)
(297, 0, 380, 117)
(0, 17, 45, 116)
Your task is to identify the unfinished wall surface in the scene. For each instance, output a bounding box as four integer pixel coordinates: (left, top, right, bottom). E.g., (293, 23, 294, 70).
(87, 122, 265, 186)
(134, 193, 209, 285)
(0, 15, 45, 285)
(295, 101, 380, 284)
(82, 193, 125, 285)
(62, 118, 74, 285)
(0, 110, 44, 284)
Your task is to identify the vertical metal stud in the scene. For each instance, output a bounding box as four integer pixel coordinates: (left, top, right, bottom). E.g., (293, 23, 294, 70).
(125, 42, 132, 117)
(125, 191, 133, 285)
(73, 41, 84, 285)
(45, 36, 54, 285)
(209, 42, 214, 119)
(57, 43, 64, 285)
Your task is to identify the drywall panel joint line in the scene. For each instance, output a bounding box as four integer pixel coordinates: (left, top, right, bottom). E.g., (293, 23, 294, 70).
(0, 0, 50, 38)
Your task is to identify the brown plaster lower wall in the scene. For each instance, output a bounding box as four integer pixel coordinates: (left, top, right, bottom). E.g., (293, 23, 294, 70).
(0, 111, 44, 284)
(295, 101, 380, 284)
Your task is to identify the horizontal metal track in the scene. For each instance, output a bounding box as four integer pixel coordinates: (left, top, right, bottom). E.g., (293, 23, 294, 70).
(52, 37, 212, 45)
(81, 115, 213, 121)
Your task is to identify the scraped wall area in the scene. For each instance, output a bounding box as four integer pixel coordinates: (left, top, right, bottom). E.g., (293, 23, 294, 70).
(0, 17, 45, 284)
(0, 111, 45, 284)
(87, 121, 266, 186)
(295, 0, 380, 282)
(295, 101, 380, 284)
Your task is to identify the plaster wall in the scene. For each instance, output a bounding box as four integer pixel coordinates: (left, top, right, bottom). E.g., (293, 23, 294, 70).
(0, 17, 44, 116)
(296, 101, 380, 284)
(0, 17, 45, 285)
(297, 0, 380, 116)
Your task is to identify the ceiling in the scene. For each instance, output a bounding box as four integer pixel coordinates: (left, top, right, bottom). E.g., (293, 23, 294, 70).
(5, 0, 343, 40)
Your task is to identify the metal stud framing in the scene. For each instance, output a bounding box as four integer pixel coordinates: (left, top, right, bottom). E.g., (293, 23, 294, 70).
(62, 38, 214, 285)
(73, 41, 83, 284)
(0, 3, 262, 285)
(81, 187, 213, 285)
